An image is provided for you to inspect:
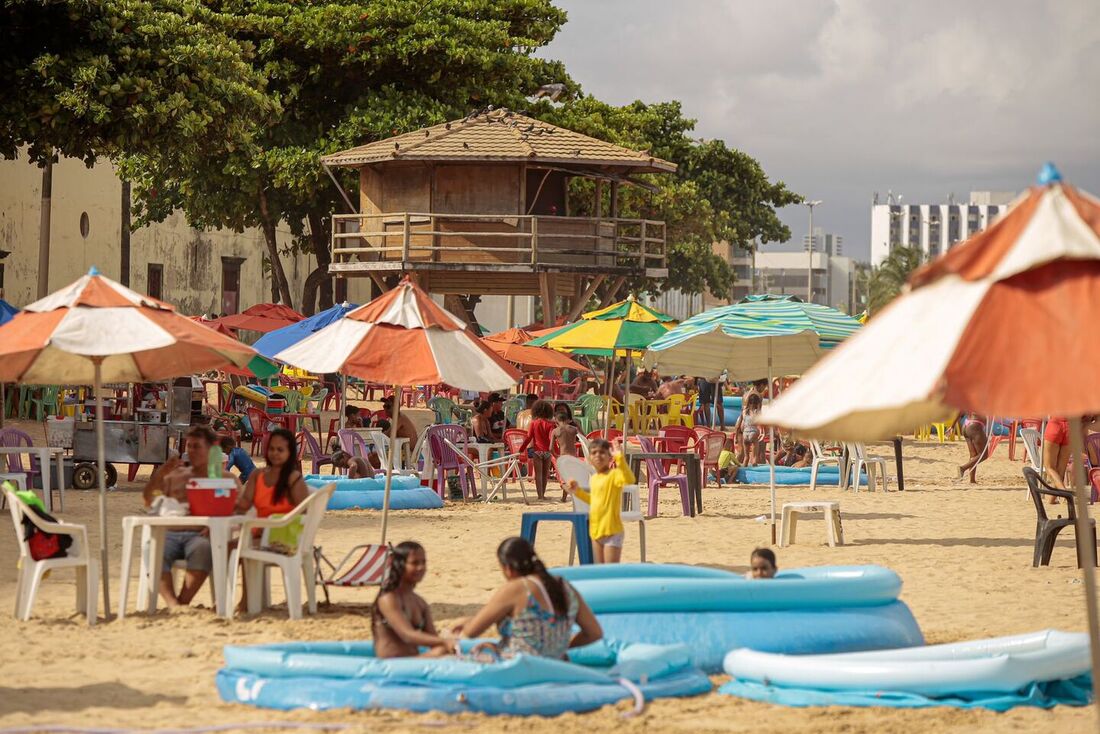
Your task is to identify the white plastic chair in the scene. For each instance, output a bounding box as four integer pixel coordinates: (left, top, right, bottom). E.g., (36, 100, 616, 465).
(809, 440, 845, 492)
(228, 483, 335, 620)
(442, 438, 528, 504)
(6, 488, 97, 624)
(846, 443, 890, 492)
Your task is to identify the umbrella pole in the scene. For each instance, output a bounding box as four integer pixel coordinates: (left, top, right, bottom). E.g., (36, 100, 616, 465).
(1068, 416, 1100, 721)
(767, 342, 777, 546)
(93, 357, 111, 617)
(379, 385, 401, 546)
(712, 379, 720, 430)
(604, 357, 616, 434)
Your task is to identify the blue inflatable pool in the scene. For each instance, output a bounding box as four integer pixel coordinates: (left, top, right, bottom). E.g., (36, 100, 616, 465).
(735, 465, 867, 486)
(553, 564, 923, 672)
(216, 640, 711, 716)
(304, 475, 444, 510)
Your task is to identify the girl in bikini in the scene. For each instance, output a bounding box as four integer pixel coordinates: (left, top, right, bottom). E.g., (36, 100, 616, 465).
(372, 541, 455, 658)
(452, 537, 602, 661)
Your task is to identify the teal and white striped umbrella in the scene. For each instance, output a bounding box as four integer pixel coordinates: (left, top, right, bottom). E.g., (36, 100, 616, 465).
(644, 295, 860, 380)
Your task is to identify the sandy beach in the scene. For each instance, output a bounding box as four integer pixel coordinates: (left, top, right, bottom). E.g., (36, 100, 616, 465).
(0, 413, 1093, 734)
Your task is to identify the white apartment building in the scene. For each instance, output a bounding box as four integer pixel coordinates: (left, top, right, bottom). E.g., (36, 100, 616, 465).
(802, 227, 843, 256)
(753, 251, 856, 312)
(869, 190, 1017, 266)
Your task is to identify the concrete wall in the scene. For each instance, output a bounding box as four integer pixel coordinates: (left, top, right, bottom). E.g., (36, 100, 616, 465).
(0, 153, 333, 314)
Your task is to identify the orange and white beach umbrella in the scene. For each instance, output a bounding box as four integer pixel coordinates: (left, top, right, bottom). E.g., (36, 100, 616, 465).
(276, 278, 521, 544)
(0, 270, 258, 384)
(759, 165, 1100, 715)
(275, 278, 521, 390)
(0, 268, 261, 618)
(761, 166, 1100, 440)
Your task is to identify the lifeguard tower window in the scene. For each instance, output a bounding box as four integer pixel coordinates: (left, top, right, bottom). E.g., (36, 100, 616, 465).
(526, 170, 567, 216)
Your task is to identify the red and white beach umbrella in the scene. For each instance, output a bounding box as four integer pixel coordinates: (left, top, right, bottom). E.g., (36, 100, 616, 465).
(276, 278, 521, 542)
(0, 268, 260, 616)
(759, 165, 1100, 717)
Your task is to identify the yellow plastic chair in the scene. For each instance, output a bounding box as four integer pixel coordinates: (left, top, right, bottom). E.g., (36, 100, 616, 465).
(665, 394, 694, 428)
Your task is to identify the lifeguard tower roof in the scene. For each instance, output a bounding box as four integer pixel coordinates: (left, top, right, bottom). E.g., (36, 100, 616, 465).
(322, 108, 676, 174)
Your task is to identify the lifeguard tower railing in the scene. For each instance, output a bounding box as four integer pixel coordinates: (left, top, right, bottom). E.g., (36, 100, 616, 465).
(330, 212, 667, 276)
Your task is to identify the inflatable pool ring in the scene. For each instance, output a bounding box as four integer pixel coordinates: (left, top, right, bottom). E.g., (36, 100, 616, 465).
(305, 475, 443, 511)
(735, 465, 867, 486)
(216, 640, 711, 715)
(720, 630, 1092, 710)
(233, 384, 270, 407)
(553, 564, 923, 672)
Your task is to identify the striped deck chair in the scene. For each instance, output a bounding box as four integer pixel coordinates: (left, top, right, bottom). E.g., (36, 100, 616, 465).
(313, 543, 390, 605)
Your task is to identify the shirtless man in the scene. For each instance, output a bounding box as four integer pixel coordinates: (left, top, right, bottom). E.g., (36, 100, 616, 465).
(142, 425, 240, 607)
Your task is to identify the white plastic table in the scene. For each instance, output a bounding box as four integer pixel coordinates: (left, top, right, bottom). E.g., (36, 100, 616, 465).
(0, 446, 66, 512)
(118, 514, 247, 619)
(470, 442, 506, 494)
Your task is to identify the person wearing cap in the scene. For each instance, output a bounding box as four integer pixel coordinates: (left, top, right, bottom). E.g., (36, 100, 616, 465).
(488, 393, 506, 441)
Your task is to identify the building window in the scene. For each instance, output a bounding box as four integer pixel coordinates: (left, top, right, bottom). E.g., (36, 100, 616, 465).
(335, 276, 348, 303)
(79, 212, 90, 239)
(221, 257, 243, 315)
(147, 263, 164, 300)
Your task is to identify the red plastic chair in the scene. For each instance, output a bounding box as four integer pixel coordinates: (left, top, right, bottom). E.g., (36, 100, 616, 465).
(657, 425, 696, 473)
(694, 432, 728, 487)
(504, 429, 531, 478)
(246, 407, 288, 456)
(636, 436, 691, 518)
(586, 429, 622, 442)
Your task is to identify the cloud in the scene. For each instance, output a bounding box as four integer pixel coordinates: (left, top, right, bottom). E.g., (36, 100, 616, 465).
(543, 0, 1100, 259)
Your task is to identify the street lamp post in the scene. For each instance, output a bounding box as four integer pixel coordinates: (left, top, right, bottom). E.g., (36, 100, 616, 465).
(804, 200, 822, 304)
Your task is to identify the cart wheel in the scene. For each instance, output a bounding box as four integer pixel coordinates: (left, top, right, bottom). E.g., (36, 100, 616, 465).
(105, 463, 119, 487)
(73, 463, 97, 490)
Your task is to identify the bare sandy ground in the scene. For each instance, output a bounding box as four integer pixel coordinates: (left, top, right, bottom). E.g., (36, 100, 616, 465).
(0, 414, 1093, 733)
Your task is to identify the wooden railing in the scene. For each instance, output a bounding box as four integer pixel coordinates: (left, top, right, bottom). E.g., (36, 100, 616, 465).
(330, 212, 666, 272)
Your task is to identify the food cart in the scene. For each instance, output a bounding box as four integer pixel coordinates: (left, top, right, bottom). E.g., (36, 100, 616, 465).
(60, 378, 204, 489)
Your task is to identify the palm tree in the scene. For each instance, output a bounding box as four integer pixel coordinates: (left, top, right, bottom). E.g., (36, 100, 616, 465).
(868, 247, 924, 314)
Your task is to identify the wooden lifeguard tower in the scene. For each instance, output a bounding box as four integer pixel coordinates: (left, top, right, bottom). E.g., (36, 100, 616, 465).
(321, 108, 675, 324)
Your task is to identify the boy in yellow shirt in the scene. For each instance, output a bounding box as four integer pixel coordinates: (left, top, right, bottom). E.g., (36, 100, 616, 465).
(564, 438, 635, 563)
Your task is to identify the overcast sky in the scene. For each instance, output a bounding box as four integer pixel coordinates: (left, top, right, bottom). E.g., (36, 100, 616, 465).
(542, 0, 1100, 261)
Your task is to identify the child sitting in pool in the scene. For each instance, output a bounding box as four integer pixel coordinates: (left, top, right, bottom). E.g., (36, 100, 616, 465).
(564, 438, 635, 564)
(332, 449, 371, 479)
(747, 547, 777, 579)
(372, 541, 456, 658)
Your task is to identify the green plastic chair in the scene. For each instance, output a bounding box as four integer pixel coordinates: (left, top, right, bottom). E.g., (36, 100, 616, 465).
(28, 385, 60, 421)
(504, 396, 525, 427)
(427, 396, 471, 425)
(282, 390, 304, 414)
(574, 393, 605, 434)
(303, 388, 327, 415)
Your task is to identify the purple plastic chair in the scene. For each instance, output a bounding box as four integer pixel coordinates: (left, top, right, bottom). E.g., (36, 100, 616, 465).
(1087, 434, 1100, 503)
(0, 428, 41, 484)
(426, 424, 476, 500)
(297, 430, 333, 475)
(336, 429, 377, 474)
(636, 436, 691, 518)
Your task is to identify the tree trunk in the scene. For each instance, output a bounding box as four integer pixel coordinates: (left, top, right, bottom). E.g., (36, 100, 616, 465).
(301, 210, 333, 315)
(257, 186, 294, 307)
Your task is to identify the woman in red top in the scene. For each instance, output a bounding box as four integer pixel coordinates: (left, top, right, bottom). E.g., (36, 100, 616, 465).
(519, 400, 556, 500)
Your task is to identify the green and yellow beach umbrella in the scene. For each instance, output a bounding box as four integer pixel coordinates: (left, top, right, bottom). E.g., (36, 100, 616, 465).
(527, 296, 676, 356)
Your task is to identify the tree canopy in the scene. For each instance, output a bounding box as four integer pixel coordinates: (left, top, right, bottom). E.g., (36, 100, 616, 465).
(5, 0, 801, 311)
(1, 0, 274, 165)
(545, 98, 801, 297)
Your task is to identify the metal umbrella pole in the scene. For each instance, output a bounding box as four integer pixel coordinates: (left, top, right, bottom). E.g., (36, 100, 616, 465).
(93, 357, 110, 616)
(379, 385, 402, 546)
(1068, 416, 1100, 720)
(767, 342, 777, 546)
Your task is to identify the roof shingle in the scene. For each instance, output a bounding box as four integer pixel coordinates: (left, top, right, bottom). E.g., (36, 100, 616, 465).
(322, 109, 676, 173)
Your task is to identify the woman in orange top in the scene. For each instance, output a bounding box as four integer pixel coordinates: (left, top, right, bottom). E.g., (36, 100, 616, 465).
(236, 428, 309, 519)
